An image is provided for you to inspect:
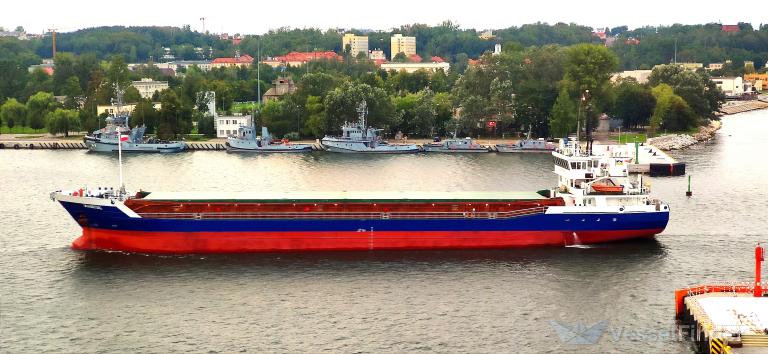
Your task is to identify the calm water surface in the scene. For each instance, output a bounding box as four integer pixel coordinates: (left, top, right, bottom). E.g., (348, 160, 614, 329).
(1, 111, 767, 353)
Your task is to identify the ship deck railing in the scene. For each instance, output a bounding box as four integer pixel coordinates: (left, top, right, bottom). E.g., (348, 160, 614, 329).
(137, 206, 548, 220)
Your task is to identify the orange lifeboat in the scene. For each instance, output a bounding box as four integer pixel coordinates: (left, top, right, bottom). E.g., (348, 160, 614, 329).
(591, 183, 624, 194)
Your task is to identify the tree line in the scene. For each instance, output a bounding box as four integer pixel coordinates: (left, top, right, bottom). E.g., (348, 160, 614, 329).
(1, 22, 734, 139)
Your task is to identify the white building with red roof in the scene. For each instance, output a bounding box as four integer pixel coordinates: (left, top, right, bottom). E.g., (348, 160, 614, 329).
(260, 51, 342, 68)
(211, 54, 254, 69)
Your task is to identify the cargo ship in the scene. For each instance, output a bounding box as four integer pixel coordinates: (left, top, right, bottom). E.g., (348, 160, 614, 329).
(51, 138, 670, 253)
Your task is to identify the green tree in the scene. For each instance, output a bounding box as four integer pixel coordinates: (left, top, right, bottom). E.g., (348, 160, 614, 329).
(61, 76, 83, 109)
(548, 88, 578, 137)
(156, 89, 190, 139)
(123, 86, 142, 103)
(131, 99, 159, 132)
(24, 68, 53, 98)
(208, 80, 234, 113)
(105, 55, 131, 98)
(260, 98, 301, 137)
(46, 108, 81, 136)
(563, 44, 619, 114)
(457, 95, 490, 136)
(489, 77, 515, 133)
(26, 91, 57, 131)
(0, 98, 26, 132)
(0, 38, 37, 101)
(196, 113, 215, 137)
(433, 92, 454, 136)
(304, 95, 326, 138)
(611, 78, 656, 129)
(649, 64, 723, 119)
(52, 52, 76, 95)
(324, 82, 398, 133)
(394, 89, 438, 136)
(393, 52, 407, 62)
(79, 108, 99, 133)
(429, 69, 450, 93)
(650, 84, 697, 134)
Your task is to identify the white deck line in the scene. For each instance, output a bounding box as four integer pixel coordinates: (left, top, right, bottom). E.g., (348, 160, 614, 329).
(141, 190, 547, 201)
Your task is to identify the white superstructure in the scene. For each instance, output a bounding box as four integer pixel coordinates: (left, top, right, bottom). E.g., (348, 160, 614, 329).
(548, 138, 668, 213)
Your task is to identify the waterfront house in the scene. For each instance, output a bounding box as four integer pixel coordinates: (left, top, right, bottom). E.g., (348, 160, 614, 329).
(262, 77, 297, 103)
(216, 114, 252, 138)
(97, 102, 162, 116)
(711, 77, 744, 97)
(744, 73, 768, 91)
(260, 51, 342, 68)
(211, 53, 254, 69)
(131, 78, 169, 99)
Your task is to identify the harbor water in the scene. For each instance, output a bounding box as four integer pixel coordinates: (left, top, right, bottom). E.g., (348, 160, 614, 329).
(1, 111, 767, 353)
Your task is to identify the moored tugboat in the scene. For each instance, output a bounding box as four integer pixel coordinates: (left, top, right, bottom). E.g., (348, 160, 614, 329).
(422, 137, 489, 153)
(321, 101, 420, 154)
(84, 90, 184, 153)
(227, 126, 313, 153)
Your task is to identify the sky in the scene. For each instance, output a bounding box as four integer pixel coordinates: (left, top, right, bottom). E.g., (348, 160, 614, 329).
(2, 0, 759, 35)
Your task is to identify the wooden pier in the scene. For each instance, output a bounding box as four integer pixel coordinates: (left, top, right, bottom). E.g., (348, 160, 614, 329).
(184, 142, 226, 151)
(0, 141, 88, 149)
(719, 100, 768, 115)
(0, 140, 328, 152)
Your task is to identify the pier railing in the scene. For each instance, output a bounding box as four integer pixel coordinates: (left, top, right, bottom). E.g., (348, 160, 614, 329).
(138, 206, 548, 220)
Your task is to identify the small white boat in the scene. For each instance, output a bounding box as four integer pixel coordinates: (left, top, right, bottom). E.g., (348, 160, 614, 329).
(321, 101, 419, 154)
(227, 126, 313, 153)
(496, 138, 555, 153)
(423, 137, 489, 153)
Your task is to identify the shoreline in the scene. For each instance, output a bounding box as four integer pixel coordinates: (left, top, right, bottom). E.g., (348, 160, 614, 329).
(646, 120, 722, 151)
(648, 99, 768, 151)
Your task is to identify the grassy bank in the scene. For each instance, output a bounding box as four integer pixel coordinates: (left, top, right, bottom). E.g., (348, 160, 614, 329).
(611, 133, 647, 144)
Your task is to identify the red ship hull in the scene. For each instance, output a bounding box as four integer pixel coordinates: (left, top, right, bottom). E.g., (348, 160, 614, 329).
(73, 227, 663, 253)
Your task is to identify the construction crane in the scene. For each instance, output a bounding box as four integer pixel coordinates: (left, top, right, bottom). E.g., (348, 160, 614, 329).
(47, 27, 57, 58)
(200, 17, 207, 33)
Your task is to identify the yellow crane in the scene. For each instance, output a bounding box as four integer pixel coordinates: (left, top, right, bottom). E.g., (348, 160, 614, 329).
(47, 27, 57, 58)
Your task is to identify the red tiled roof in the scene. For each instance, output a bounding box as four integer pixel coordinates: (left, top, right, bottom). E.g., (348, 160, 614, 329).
(592, 31, 607, 40)
(272, 51, 342, 63)
(722, 25, 740, 33)
(212, 54, 254, 64)
(408, 54, 422, 63)
(430, 56, 445, 63)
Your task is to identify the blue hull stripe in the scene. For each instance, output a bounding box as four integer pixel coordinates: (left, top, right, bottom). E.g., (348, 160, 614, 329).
(60, 201, 670, 233)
